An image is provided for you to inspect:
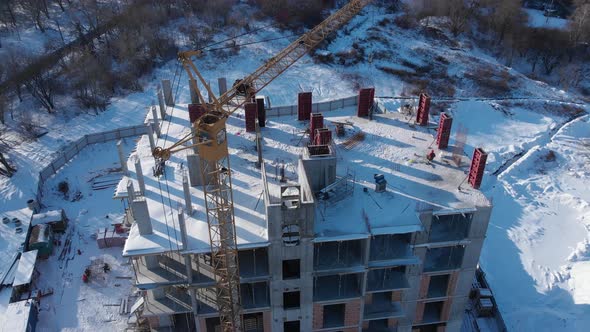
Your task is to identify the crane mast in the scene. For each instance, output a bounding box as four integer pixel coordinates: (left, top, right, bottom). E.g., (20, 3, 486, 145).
(154, 1, 372, 331)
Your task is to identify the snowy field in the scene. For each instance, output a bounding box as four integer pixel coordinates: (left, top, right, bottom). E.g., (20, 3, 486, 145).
(0, 4, 589, 331)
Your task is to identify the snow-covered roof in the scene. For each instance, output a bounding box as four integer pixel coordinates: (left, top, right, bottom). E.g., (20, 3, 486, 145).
(31, 209, 64, 226)
(122, 105, 269, 256)
(2, 299, 35, 332)
(312, 107, 490, 240)
(13, 250, 38, 287)
(121, 102, 489, 256)
(0, 208, 32, 281)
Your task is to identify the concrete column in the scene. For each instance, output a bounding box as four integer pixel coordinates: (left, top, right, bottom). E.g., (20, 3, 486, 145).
(183, 174, 193, 215)
(126, 179, 135, 202)
(189, 79, 199, 104)
(218, 77, 227, 95)
(178, 208, 188, 249)
(157, 86, 167, 120)
(162, 79, 174, 106)
(191, 126, 199, 154)
(131, 198, 152, 235)
(117, 140, 128, 175)
(134, 158, 146, 195)
(146, 123, 156, 152)
(151, 106, 161, 138)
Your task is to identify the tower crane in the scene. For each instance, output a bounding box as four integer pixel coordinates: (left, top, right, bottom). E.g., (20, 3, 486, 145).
(152, 1, 372, 330)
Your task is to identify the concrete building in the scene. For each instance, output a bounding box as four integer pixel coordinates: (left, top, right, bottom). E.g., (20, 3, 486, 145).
(115, 96, 492, 332)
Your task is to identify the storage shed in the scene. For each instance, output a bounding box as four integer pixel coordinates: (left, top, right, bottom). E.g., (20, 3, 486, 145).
(27, 225, 53, 259)
(31, 209, 68, 233)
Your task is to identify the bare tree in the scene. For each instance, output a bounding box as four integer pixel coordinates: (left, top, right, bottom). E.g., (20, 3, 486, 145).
(20, 0, 47, 32)
(24, 69, 60, 113)
(0, 131, 17, 177)
(569, 0, 590, 45)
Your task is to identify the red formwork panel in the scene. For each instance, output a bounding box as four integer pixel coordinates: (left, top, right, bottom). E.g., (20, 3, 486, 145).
(468, 148, 488, 189)
(314, 128, 332, 145)
(416, 93, 431, 126)
(436, 112, 453, 149)
(357, 88, 375, 117)
(256, 97, 266, 128)
(188, 104, 206, 123)
(310, 113, 324, 138)
(245, 102, 257, 132)
(298, 92, 313, 121)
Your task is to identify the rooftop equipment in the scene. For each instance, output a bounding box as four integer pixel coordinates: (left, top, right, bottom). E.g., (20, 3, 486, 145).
(374, 174, 387, 193)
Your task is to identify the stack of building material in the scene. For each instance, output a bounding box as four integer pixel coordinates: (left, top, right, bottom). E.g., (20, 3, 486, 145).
(97, 227, 128, 249)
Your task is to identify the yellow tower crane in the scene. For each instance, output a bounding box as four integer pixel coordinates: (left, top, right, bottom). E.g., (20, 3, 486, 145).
(152, 1, 372, 330)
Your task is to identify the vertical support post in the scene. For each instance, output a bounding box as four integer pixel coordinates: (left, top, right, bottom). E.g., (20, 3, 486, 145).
(146, 124, 156, 152)
(151, 106, 161, 138)
(256, 97, 266, 128)
(189, 79, 199, 104)
(157, 86, 167, 120)
(117, 140, 128, 175)
(178, 208, 188, 249)
(162, 79, 174, 106)
(191, 126, 199, 154)
(255, 123, 263, 169)
(416, 93, 431, 126)
(134, 157, 146, 195)
(126, 179, 135, 202)
(183, 174, 193, 215)
(298, 92, 312, 121)
(218, 77, 227, 95)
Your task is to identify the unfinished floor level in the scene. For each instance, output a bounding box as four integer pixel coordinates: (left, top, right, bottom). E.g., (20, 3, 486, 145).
(115, 92, 492, 332)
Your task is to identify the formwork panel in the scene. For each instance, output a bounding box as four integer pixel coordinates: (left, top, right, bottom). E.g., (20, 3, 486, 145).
(245, 102, 257, 132)
(436, 113, 453, 149)
(357, 88, 375, 117)
(298, 92, 312, 121)
(188, 104, 206, 123)
(416, 93, 430, 126)
(468, 148, 487, 189)
(40, 167, 54, 181)
(64, 145, 78, 160)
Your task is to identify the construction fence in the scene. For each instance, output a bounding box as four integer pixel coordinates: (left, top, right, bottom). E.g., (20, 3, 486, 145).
(266, 95, 358, 117)
(35, 124, 148, 204)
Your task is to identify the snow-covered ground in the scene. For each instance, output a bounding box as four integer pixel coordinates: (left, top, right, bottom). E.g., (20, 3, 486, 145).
(524, 8, 569, 29)
(0, 3, 589, 331)
(32, 140, 137, 331)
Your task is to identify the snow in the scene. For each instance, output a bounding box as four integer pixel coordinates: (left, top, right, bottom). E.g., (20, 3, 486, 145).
(31, 210, 63, 226)
(29, 141, 137, 331)
(0, 3, 587, 330)
(0, 208, 32, 278)
(13, 250, 37, 287)
(524, 9, 569, 29)
(2, 299, 35, 332)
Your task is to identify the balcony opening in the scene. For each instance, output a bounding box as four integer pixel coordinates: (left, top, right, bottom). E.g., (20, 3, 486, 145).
(427, 274, 450, 298)
(423, 301, 444, 323)
(314, 239, 363, 270)
(241, 282, 270, 309)
(369, 234, 412, 262)
(238, 248, 269, 279)
(284, 320, 300, 332)
(323, 303, 345, 328)
(364, 291, 403, 320)
(366, 266, 408, 292)
(243, 313, 264, 332)
(367, 319, 390, 332)
(205, 317, 220, 332)
(314, 273, 362, 301)
(429, 213, 472, 242)
(283, 291, 300, 309)
(412, 323, 446, 332)
(282, 259, 301, 280)
(423, 245, 465, 272)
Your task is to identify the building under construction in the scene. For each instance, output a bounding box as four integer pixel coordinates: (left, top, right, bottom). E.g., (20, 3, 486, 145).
(114, 88, 492, 332)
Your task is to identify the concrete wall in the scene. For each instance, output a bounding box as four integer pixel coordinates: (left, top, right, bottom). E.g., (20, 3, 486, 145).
(265, 95, 386, 118)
